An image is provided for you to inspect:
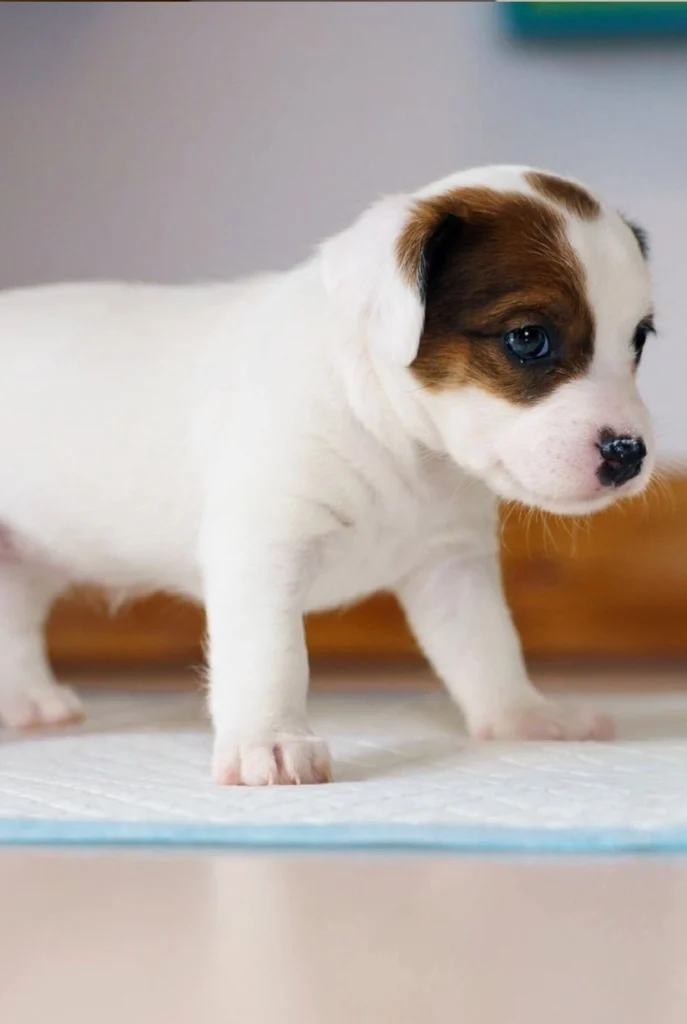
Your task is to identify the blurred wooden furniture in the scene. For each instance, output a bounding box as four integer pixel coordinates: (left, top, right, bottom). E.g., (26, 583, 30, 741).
(47, 475, 687, 667)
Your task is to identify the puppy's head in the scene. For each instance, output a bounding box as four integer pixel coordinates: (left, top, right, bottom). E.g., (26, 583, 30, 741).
(322, 165, 654, 515)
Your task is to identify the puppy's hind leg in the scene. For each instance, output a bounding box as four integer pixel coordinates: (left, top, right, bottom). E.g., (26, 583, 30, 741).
(0, 560, 83, 729)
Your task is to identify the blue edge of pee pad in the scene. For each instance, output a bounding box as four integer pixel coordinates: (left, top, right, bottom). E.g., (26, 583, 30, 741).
(2, 819, 687, 855)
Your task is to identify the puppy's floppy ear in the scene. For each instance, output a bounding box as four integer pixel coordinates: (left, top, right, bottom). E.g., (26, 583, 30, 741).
(321, 194, 454, 367)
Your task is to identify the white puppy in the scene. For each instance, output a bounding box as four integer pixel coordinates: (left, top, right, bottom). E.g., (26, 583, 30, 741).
(0, 165, 654, 785)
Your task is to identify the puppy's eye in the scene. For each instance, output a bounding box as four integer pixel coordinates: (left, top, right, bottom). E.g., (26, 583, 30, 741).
(633, 320, 654, 364)
(503, 326, 551, 363)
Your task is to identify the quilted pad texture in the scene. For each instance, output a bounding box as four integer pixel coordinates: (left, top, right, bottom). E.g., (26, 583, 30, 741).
(2, 690, 687, 851)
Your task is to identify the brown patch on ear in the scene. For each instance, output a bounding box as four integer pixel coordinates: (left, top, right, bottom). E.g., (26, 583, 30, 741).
(397, 202, 448, 295)
(525, 171, 601, 221)
(400, 187, 594, 405)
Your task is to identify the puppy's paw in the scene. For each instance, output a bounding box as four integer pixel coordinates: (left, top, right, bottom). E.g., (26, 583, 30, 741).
(213, 732, 332, 786)
(0, 681, 84, 730)
(473, 700, 614, 743)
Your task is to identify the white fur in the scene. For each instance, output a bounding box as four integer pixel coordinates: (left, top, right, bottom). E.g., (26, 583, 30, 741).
(0, 165, 651, 783)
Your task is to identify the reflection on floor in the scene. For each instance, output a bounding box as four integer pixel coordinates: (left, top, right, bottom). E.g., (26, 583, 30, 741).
(2, 851, 687, 1024)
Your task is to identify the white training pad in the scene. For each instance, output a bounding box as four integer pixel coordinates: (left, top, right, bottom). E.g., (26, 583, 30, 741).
(3, 689, 687, 848)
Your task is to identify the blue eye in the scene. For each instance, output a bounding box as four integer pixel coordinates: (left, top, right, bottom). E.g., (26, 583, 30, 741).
(503, 326, 551, 363)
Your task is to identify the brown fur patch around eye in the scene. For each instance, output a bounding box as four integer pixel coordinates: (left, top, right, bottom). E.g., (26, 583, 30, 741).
(525, 171, 601, 221)
(398, 186, 595, 405)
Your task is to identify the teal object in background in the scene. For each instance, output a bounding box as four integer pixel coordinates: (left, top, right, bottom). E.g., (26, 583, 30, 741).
(504, 2, 687, 39)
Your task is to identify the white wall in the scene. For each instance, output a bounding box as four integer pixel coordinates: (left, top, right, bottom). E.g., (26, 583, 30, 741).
(0, 2, 685, 458)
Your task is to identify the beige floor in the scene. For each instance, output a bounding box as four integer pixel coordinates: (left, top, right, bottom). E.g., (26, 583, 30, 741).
(0, 850, 686, 1024)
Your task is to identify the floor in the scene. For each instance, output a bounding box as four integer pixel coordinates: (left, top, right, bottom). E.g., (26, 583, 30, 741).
(2, 851, 687, 1024)
(3, 665, 687, 1023)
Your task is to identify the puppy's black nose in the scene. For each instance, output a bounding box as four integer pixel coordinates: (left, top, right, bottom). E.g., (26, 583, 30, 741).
(597, 432, 646, 488)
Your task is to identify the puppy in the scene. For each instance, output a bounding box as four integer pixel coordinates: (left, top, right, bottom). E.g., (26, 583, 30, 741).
(0, 165, 653, 785)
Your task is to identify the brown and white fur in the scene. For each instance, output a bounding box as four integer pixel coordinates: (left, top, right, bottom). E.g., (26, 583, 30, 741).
(0, 165, 653, 784)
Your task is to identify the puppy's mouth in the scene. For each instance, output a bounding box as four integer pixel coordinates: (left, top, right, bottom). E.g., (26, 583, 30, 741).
(488, 462, 645, 517)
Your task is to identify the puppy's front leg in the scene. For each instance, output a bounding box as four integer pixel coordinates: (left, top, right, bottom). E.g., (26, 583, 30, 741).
(398, 547, 613, 742)
(201, 520, 331, 787)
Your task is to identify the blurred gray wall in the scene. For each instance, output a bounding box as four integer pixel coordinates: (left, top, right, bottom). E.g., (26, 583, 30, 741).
(0, 2, 684, 457)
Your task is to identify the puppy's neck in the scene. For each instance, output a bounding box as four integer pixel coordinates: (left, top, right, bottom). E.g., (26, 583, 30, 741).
(324, 307, 443, 467)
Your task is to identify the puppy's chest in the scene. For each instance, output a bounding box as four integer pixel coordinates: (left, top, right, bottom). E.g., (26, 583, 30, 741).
(301, 439, 494, 613)
(305, 506, 423, 612)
